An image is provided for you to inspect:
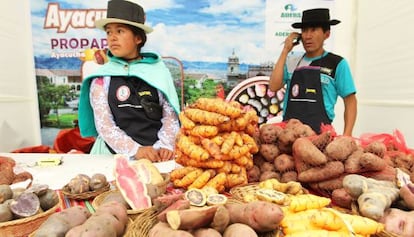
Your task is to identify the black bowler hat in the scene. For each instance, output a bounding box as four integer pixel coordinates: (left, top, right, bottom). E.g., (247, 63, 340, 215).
(292, 8, 340, 29)
(95, 0, 153, 33)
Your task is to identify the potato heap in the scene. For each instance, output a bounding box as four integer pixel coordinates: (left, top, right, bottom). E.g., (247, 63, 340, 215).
(172, 97, 260, 192)
(250, 119, 316, 183)
(67, 173, 108, 194)
(0, 183, 59, 223)
(252, 118, 414, 221)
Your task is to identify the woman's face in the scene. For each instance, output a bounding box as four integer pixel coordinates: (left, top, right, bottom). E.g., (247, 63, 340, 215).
(105, 23, 141, 60)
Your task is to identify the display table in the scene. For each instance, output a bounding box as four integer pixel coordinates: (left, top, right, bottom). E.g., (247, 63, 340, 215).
(0, 152, 178, 190)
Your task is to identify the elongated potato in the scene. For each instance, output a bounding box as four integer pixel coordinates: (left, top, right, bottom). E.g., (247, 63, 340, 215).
(167, 206, 218, 230)
(33, 206, 91, 237)
(225, 200, 284, 232)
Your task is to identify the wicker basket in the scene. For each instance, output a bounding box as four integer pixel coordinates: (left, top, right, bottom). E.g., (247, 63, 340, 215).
(123, 205, 159, 237)
(0, 197, 61, 237)
(92, 189, 151, 220)
(62, 182, 110, 200)
(229, 182, 260, 203)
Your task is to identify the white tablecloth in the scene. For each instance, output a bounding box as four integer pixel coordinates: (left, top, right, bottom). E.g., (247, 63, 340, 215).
(0, 153, 178, 190)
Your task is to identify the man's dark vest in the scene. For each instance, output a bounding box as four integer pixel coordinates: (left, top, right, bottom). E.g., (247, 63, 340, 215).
(284, 53, 342, 133)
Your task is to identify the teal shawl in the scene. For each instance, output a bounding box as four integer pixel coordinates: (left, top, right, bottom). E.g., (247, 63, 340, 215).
(78, 52, 180, 138)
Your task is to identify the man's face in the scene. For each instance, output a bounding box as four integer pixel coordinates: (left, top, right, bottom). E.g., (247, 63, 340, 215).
(301, 26, 330, 57)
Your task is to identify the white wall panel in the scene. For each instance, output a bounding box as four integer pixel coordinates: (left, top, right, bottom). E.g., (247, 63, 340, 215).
(0, 1, 41, 151)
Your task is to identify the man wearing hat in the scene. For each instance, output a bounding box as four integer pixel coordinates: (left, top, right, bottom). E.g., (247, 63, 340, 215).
(269, 8, 357, 136)
(78, 0, 180, 161)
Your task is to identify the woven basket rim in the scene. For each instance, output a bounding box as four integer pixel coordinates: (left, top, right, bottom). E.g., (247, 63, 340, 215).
(0, 194, 61, 228)
(62, 182, 110, 200)
(92, 189, 151, 215)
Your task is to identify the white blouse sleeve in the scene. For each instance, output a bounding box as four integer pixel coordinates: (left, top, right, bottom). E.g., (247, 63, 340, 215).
(153, 92, 180, 151)
(90, 77, 180, 155)
(90, 77, 140, 156)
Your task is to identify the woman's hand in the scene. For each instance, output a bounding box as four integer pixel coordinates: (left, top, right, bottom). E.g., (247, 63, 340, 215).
(135, 146, 174, 162)
(158, 148, 174, 161)
(135, 146, 161, 162)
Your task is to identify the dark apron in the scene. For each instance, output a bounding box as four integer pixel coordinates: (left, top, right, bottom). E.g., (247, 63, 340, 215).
(283, 65, 331, 134)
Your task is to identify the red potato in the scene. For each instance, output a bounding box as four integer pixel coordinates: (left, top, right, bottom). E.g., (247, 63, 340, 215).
(259, 143, 280, 162)
(274, 154, 295, 172)
(291, 124, 316, 137)
(149, 222, 194, 237)
(247, 165, 261, 183)
(325, 136, 358, 161)
(277, 129, 296, 148)
(364, 141, 387, 158)
(223, 223, 258, 237)
(157, 199, 191, 222)
(310, 130, 333, 151)
(89, 173, 108, 191)
(210, 204, 230, 233)
(65, 201, 128, 237)
(360, 152, 387, 171)
(0, 202, 13, 222)
(280, 171, 298, 183)
(361, 165, 397, 183)
(309, 175, 345, 192)
(260, 161, 275, 172)
(38, 189, 59, 211)
(260, 171, 281, 182)
(0, 184, 12, 204)
(65, 213, 118, 237)
(252, 154, 266, 168)
(166, 205, 218, 230)
(259, 124, 282, 144)
(344, 148, 364, 173)
(331, 188, 353, 209)
(284, 118, 302, 129)
(33, 206, 91, 237)
(292, 137, 328, 166)
(93, 201, 128, 236)
(298, 161, 344, 183)
(225, 200, 284, 232)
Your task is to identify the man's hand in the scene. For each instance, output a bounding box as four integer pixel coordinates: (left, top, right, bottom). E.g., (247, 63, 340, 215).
(283, 32, 301, 52)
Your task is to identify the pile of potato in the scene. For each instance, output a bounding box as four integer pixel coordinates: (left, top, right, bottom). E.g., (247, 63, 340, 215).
(251, 118, 414, 221)
(252, 118, 414, 186)
(248, 119, 316, 183)
(33, 200, 128, 237)
(172, 97, 260, 192)
(0, 183, 59, 223)
(65, 173, 108, 194)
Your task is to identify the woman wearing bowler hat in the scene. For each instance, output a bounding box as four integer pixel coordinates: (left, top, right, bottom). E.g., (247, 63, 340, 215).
(269, 8, 357, 136)
(78, 0, 180, 161)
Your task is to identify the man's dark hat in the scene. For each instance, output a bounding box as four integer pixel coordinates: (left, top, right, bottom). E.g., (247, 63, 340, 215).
(292, 8, 340, 29)
(95, 0, 153, 33)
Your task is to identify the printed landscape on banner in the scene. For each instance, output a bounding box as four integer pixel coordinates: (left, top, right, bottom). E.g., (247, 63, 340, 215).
(30, 0, 335, 145)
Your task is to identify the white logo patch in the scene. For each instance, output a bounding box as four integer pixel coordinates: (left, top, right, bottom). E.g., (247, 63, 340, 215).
(116, 85, 130, 102)
(292, 84, 299, 97)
